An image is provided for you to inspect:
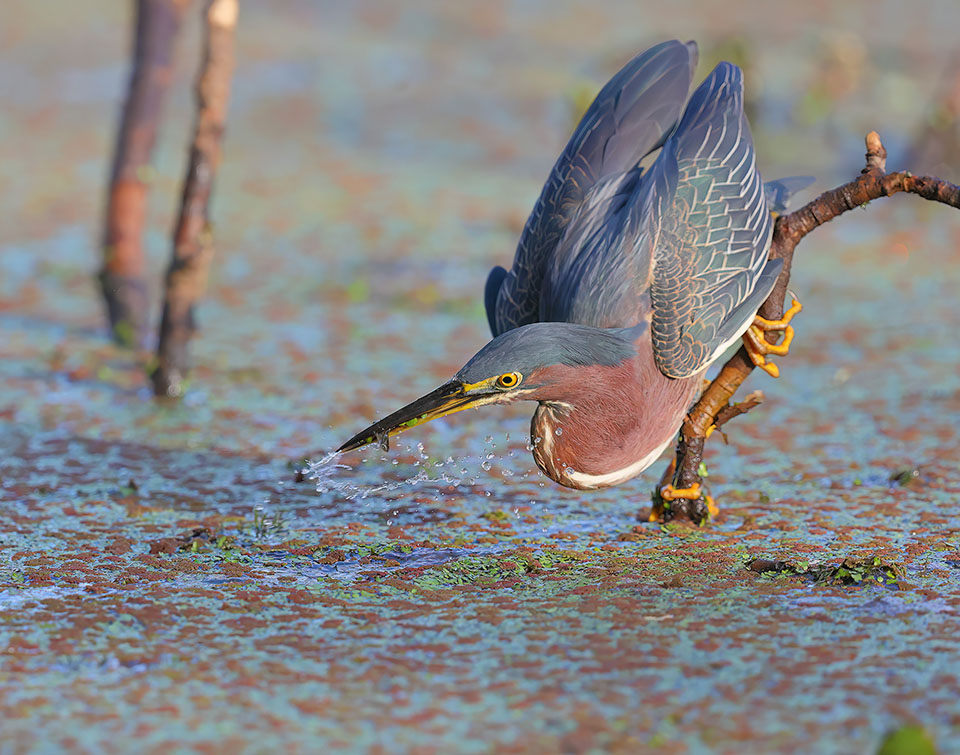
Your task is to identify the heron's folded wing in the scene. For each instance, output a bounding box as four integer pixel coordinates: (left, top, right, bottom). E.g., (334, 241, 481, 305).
(647, 62, 776, 379)
(486, 39, 698, 337)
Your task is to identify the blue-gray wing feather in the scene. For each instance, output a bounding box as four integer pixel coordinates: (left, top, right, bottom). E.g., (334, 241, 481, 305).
(541, 62, 779, 378)
(486, 40, 698, 337)
(539, 169, 650, 327)
(646, 62, 776, 378)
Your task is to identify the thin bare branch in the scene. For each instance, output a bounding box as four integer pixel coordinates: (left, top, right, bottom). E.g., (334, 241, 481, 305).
(152, 0, 238, 397)
(100, 0, 191, 347)
(713, 390, 765, 432)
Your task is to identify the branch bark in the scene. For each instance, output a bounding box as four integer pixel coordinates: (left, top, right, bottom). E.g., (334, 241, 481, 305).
(152, 0, 238, 397)
(100, 0, 191, 347)
(655, 131, 960, 524)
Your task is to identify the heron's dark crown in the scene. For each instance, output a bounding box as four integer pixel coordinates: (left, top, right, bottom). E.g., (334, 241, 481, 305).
(456, 322, 639, 384)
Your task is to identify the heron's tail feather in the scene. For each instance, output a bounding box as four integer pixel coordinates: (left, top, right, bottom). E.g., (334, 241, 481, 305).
(764, 176, 815, 214)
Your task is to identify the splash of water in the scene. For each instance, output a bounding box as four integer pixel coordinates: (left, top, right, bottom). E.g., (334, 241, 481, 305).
(305, 430, 542, 501)
(304, 451, 351, 489)
(304, 449, 470, 500)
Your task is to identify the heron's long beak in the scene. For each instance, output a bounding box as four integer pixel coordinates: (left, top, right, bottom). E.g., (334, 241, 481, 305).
(337, 379, 499, 453)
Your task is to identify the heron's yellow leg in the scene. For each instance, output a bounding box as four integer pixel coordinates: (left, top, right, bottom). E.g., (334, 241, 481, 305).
(742, 295, 802, 378)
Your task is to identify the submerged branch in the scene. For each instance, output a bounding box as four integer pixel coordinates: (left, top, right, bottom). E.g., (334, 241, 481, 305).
(657, 131, 960, 523)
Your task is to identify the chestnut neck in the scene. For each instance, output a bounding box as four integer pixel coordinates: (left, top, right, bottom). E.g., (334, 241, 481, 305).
(529, 345, 699, 490)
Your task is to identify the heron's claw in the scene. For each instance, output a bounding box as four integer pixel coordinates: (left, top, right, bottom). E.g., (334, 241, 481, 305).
(743, 294, 802, 378)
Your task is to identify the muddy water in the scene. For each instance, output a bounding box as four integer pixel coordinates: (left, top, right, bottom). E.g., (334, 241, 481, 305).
(2, 1, 960, 752)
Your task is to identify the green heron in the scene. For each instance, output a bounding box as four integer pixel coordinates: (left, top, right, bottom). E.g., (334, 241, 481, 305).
(338, 40, 806, 504)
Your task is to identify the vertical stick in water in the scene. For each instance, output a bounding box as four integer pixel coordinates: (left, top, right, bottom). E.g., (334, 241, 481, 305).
(100, 0, 191, 347)
(152, 0, 238, 397)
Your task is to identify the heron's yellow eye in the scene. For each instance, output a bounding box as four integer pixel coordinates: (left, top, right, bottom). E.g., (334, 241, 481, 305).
(497, 372, 522, 389)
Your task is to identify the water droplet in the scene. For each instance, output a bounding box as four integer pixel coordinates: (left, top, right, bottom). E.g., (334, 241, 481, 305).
(484, 435, 494, 444)
(481, 461, 492, 472)
(386, 519, 393, 526)
(555, 427, 563, 436)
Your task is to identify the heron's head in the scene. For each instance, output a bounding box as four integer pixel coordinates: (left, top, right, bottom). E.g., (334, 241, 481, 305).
(337, 322, 638, 452)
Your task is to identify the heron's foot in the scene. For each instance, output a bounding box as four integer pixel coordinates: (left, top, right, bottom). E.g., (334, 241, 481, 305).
(743, 294, 803, 378)
(660, 483, 702, 501)
(649, 483, 718, 524)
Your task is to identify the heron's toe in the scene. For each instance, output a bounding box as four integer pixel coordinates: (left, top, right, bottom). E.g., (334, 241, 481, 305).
(742, 294, 802, 378)
(650, 483, 717, 524)
(660, 482, 702, 501)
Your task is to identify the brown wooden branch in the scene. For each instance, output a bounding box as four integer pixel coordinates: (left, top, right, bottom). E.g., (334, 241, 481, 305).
(100, 0, 191, 347)
(713, 390, 764, 434)
(655, 131, 960, 524)
(152, 0, 238, 397)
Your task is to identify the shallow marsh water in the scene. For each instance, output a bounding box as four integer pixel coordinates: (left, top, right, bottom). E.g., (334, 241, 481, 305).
(3, 1, 960, 752)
